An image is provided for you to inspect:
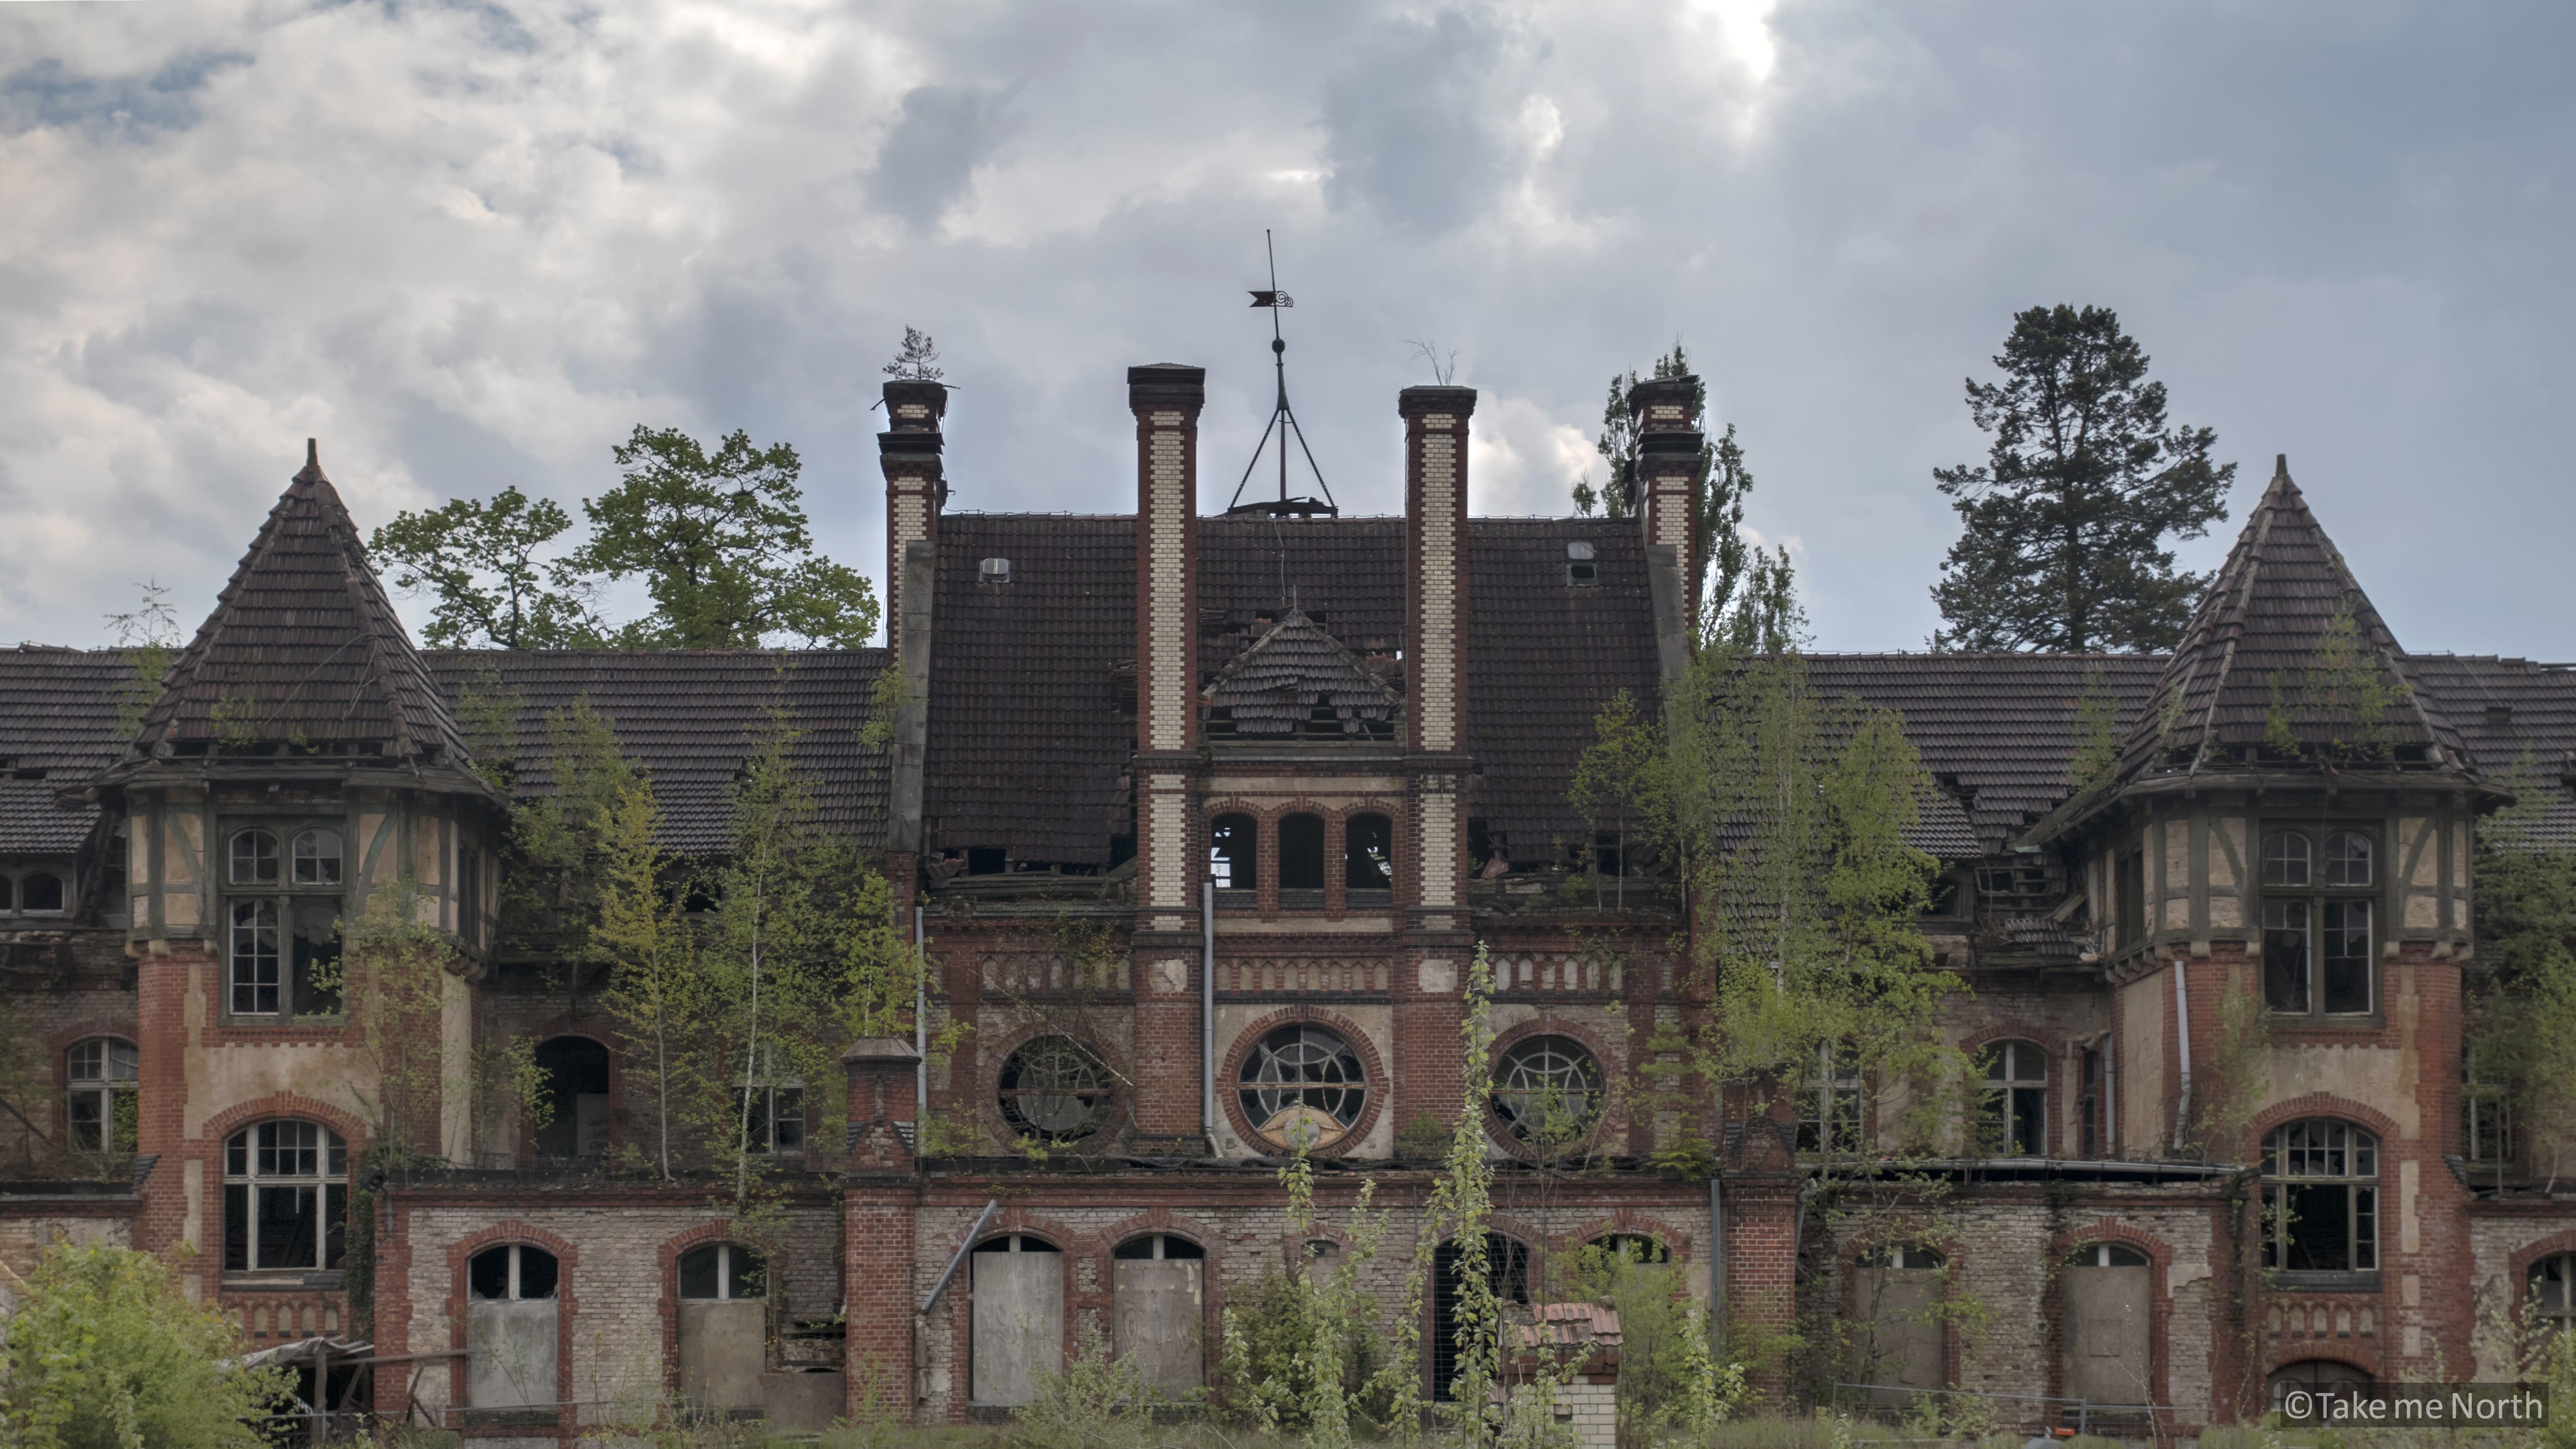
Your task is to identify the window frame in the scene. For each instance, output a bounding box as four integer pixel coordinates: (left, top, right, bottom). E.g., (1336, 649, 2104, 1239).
(997, 1035, 1116, 1145)
(1208, 813, 1258, 900)
(1492, 1034, 1607, 1149)
(65, 1037, 138, 1155)
(1237, 1024, 1367, 1150)
(1977, 1040, 2048, 1157)
(221, 822, 349, 1022)
(2530, 1252, 2576, 1334)
(677, 1242, 767, 1301)
(222, 1120, 349, 1276)
(2260, 1118, 2380, 1278)
(1797, 1045, 1865, 1154)
(2260, 826, 2381, 1022)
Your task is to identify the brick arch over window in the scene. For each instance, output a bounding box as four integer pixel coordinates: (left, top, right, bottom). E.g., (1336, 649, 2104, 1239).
(198, 1094, 368, 1151)
(1958, 1028, 2056, 1156)
(1221, 1005, 1390, 1157)
(520, 1023, 624, 1159)
(2249, 1094, 2402, 1147)
(443, 1222, 580, 1414)
(655, 1221, 768, 1394)
(2040, 1220, 2176, 1414)
(1837, 1229, 1969, 1396)
(978, 1021, 1131, 1152)
(2507, 1230, 2576, 1338)
(1096, 1208, 1227, 1365)
(936, 1208, 1083, 1386)
(1485, 1016, 1623, 1161)
(1558, 1211, 1697, 1267)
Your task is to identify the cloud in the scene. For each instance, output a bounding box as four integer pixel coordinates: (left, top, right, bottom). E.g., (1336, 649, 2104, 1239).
(1319, 10, 1515, 235)
(866, 82, 1022, 231)
(1467, 395, 1593, 517)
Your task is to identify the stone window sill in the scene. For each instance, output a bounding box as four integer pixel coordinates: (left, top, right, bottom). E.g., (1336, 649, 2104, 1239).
(2267, 1270, 2381, 1293)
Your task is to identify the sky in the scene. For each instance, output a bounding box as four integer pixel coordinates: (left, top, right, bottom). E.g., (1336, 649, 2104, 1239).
(1, 0, 2569, 658)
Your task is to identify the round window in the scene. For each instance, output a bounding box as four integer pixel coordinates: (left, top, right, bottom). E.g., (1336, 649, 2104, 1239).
(1238, 1025, 1366, 1150)
(1494, 1035, 1605, 1145)
(997, 1037, 1114, 1143)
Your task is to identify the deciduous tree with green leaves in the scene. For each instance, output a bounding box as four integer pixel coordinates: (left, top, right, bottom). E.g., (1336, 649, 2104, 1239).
(1932, 304, 2234, 653)
(0, 1242, 291, 1449)
(368, 487, 603, 648)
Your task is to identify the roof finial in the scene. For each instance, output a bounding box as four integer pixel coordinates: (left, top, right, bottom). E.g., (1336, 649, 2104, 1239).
(2274, 453, 2289, 480)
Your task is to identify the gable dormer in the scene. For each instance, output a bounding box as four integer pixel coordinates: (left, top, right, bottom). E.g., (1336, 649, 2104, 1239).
(1202, 609, 1402, 742)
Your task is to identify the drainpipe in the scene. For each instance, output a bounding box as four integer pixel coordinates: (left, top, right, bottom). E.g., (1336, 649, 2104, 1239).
(1202, 880, 1217, 1143)
(2169, 959, 2193, 1156)
(914, 906, 928, 1120)
(1708, 1176, 1724, 1334)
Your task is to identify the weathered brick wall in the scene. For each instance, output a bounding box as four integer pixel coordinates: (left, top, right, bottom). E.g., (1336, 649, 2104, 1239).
(2465, 1209, 2576, 1380)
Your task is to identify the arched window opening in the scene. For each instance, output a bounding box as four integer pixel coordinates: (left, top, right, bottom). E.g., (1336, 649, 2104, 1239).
(65, 1039, 137, 1154)
(2263, 828, 2376, 1017)
(972, 1235, 1064, 1406)
(19, 872, 62, 914)
(1854, 1246, 1946, 1409)
(677, 1243, 768, 1413)
(1977, 1041, 2047, 1156)
(2529, 1253, 2576, 1335)
(1278, 813, 1326, 898)
(1345, 813, 1394, 899)
(1494, 1035, 1605, 1150)
(1209, 814, 1257, 898)
(1112, 1234, 1205, 1394)
(999, 1037, 1114, 1144)
(1431, 1234, 1530, 1400)
(466, 1244, 561, 1410)
(533, 1037, 611, 1161)
(2263, 1120, 2378, 1273)
(1238, 1025, 1365, 1150)
(222, 1122, 348, 1274)
(2062, 1243, 2152, 1413)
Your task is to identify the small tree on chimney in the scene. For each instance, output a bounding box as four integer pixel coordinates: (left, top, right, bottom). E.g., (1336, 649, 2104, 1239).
(885, 326, 944, 382)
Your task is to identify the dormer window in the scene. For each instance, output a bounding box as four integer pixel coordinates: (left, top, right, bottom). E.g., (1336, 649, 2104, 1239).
(979, 557, 1013, 586)
(1566, 540, 1598, 586)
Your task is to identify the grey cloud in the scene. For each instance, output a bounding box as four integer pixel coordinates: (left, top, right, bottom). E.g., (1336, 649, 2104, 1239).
(0, 49, 249, 139)
(1319, 10, 1512, 234)
(866, 83, 1022, 231)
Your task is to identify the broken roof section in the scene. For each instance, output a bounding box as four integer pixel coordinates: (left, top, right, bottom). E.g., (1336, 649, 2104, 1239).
(2115, 456, 2467, 780)
(122, 443, 472, 771)
(1203, 608, 1400, 738)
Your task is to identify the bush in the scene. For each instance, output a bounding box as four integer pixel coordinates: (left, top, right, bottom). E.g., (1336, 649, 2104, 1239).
(0, 1242, 291, 1449)
(1216, 1265, 1394, 1433)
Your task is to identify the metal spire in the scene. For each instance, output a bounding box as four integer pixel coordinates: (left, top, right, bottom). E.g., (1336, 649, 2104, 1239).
(1225, 231, 1338, 518)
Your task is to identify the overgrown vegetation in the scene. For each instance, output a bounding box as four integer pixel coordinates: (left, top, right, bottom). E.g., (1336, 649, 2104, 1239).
(0, 1242, 291, 1449)
(2469, 754, 2576, 1192)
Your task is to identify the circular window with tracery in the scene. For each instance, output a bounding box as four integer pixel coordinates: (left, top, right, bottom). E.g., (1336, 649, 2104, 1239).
(1494, 1035, 1606, 1146)
(997, 1037, 1115, 1143)
(1238, 1025, 1366, 1150)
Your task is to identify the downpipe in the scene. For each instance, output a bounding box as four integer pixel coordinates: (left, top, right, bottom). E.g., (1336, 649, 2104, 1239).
(2169, 958, 2193, 1156)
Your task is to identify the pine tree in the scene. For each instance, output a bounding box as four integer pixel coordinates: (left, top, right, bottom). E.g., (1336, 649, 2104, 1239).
(884, 326, 943, 381)
(1931, 305, 2234, 652)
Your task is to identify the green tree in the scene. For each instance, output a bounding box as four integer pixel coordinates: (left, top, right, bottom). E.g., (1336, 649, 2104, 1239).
(576, 426, 879, 649)
(368, 487, 603, 648)
(884, 326, 944, 381)
(0, 1242, 290, 1449)
(1931, 304, 2234, 653)
(2471, 757, 2576, 1192)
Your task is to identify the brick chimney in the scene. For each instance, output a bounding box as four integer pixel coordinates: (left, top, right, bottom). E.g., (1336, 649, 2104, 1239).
(1397, 385, 1476, 1138)
(1628, 375, 1703, 610)
(880, 379, 948, 662)
(1127, 364, 1208, 1148)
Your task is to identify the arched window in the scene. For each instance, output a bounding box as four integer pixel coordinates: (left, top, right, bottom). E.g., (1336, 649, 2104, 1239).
(1209, 814, 1257, 896)
(470, 1242, 560, 1300)
(2263, 828, 2376, 1017)
(231, 829, 281, 885)
(223, 1121, 348, 1273)
(18, 872, 62, 914)
(2062, 1244, 2152, 1410)
(466, 1245, 563, 1406)
(533, 1037, 611, 1160)
(1278, 813, 1326, 896)
(2263, 1120, 2378, 1273)
(999, 1037, 1114, 1144)
(677, 1243, 767, 1413)
(1978, 1041, 2047, 1156)
(65, 1039, 137, 1153)
(1493, 1035, 1604, 1148)
(2530, 1253, 2576, 1335)
(1344, 813, 1394, 897)
(971, 1235, 1063, 1406)
(1238, 1025, 1365, 1150)
(1854, 1246, 1946, 1407)
(1431, 1234, 1530, 1400)
(1112, 1234, 1206, 1394)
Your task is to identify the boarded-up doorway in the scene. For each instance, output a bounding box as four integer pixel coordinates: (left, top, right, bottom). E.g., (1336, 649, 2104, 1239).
(677, 1242, 767, 1412)
(2062, 1243, 2151, 1411)
(466, 1244, 558, 1410)
(1113, 1233, 1205, 1394)
(1853, 1246, 1944, 1410)
(972, 1234, 1063, 1406)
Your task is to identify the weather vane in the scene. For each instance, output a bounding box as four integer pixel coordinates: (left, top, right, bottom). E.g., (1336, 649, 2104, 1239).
(1225, 231, 1338, 518)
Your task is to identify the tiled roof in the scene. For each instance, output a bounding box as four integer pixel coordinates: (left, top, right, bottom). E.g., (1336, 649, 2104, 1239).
(420, 650, 889, 856)
(1802, 654, 2165, 851)
(0, 647, 135, 854)
(1203, 609, 1400, 738)
(923, 515, 1662, 865)
(133, 446, 470, 768)
(2402, 654, 2576, 847)
(2116, 459, 2465, 778)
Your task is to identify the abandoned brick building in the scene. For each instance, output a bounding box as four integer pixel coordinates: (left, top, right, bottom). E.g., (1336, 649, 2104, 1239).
(3, 361, 2573, 1439)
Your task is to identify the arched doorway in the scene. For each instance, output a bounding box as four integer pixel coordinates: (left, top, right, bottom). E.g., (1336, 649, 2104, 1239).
(1853, 1246, 1945, 1410)
(1431, 1233, 1530, 1400)
(676, 1242, 765, 1412)
(2062, 1243, 2151, 1413)
(534, 1037, 610, 1160)
(971, 1234, 1062, 1406)
(1112, 1233, 1205, 1394)
(466, 1244, 560, 1409)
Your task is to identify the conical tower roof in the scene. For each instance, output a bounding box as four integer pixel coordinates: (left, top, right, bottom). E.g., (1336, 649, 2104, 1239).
(2115, 456, 2464, 779)
(126, 442, 472, 768)
(1203, 609, 1401, 738)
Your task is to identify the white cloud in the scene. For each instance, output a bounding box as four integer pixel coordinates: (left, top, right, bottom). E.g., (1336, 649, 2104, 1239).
(1467, 395, 1593, 518)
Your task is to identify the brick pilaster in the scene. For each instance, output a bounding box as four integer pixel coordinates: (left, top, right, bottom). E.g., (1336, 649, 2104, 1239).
(1397, 387, 1477, 1139)
(1130, 365, 1207, 1140)
(844, 1194, 918, 1415)
(880, 379, 948, 661)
